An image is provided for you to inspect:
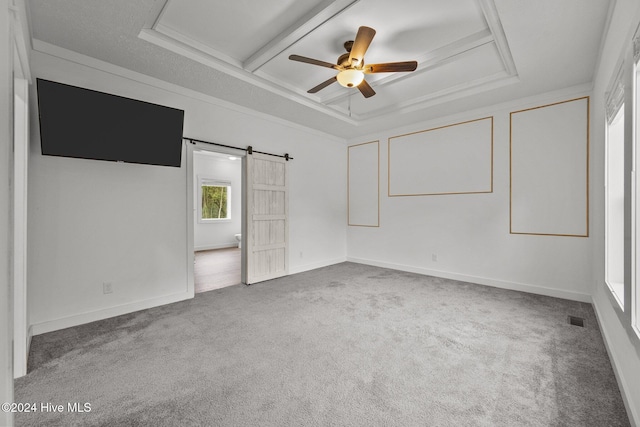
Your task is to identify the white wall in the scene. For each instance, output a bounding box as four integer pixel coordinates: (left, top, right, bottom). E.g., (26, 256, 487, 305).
(193, 152, 242, 250)
(347, 85, 593, 302)
(1, 1, 14, 425)
(28, 48, 347, 334)
(590, 0, 640, 424)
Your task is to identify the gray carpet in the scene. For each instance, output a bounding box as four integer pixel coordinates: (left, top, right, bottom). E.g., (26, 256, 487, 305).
(14, 262, 630, 426)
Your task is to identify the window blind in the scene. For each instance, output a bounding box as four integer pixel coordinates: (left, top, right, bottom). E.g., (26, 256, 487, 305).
(605, 63, 625, 125)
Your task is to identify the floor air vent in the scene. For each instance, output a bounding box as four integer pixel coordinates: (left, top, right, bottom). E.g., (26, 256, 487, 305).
(568, 315, 585, 327)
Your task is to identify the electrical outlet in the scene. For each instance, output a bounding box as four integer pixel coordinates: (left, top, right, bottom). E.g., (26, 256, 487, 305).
(432, 254, 438, 262)
(103, 282, 113, 294)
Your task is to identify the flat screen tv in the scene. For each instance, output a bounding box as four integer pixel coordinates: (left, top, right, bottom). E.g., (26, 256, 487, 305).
(37, 78, 185, 167)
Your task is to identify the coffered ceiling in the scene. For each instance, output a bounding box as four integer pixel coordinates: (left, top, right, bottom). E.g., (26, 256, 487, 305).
(28, 0, 612, 139)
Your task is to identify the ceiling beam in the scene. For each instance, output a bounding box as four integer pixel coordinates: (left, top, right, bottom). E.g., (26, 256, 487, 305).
(141, 0, 170, 29)
(243, 0, 360, 72)
(476, 0, 518, 76)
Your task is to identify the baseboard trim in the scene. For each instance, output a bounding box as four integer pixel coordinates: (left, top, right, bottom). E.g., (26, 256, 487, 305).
(346, 257, 592, 303)
(289, 257, 347, 275)
(195, 243, 238, 251)
(30, 290, 194, 336)
(592, 297, 639, 427)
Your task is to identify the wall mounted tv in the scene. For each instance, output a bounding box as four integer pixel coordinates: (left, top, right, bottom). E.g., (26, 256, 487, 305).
(37, 79, 185, 167)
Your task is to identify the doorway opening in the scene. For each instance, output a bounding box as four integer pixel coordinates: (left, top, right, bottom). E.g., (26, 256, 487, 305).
(191, 148, 244, 293)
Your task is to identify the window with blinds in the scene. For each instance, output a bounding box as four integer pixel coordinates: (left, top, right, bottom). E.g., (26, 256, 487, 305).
(605, 62, 625, 310)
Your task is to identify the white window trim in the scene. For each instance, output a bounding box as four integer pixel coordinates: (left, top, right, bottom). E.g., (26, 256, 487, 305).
(605, 94, 626, 311)
(634, 32, 640, 339)
(198, 175, 232, 223)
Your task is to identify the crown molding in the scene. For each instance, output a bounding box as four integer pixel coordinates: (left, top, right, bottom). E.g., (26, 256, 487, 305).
(31, 39, 347, 143)
(138, 27, 358, 125)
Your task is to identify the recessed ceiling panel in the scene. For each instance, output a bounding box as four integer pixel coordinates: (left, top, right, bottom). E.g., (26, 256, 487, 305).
(257, 0, 488, 93)
(494, 0, 611, 89)
(344, 42, 507, 116)
(141, 0, 516, 125)
(159, 0, 326, 62)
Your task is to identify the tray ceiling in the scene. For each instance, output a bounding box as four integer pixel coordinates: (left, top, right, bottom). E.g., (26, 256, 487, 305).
(141, 0, 519, 122)
(27, 0, 612, 138)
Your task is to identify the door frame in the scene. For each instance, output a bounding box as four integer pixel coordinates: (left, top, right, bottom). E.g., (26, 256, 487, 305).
(186, 141, 247, 294)
(12, 76, 28, 378)
(12, 1, 32, 378)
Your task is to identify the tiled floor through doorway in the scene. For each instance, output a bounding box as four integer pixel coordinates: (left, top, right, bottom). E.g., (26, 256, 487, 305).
(194, 247, 241, 293)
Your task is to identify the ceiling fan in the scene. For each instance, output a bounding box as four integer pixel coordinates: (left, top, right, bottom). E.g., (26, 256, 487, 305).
(289, 26, 418, 98)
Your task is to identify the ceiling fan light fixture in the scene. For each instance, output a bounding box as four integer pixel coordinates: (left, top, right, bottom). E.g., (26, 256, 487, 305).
(289, 26, 417, 98)
(337, 69, 364, 88)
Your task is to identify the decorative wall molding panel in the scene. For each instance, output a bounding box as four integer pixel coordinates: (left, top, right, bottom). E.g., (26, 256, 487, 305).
(388, 117, 493, 196)
(348, 140, 379, 227)
(510, 97, 589, 237)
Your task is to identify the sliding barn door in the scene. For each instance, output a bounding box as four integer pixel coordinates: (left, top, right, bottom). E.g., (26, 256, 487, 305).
(246, 152, 289, 284)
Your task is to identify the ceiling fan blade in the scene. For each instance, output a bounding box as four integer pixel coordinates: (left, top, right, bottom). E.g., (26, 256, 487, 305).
(357, 79, 376, 98)
(364, 61, 418, 73)
(308, 76, 337, 94)
(348, 26, 376, 67)
(289, 54, 339, 70)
